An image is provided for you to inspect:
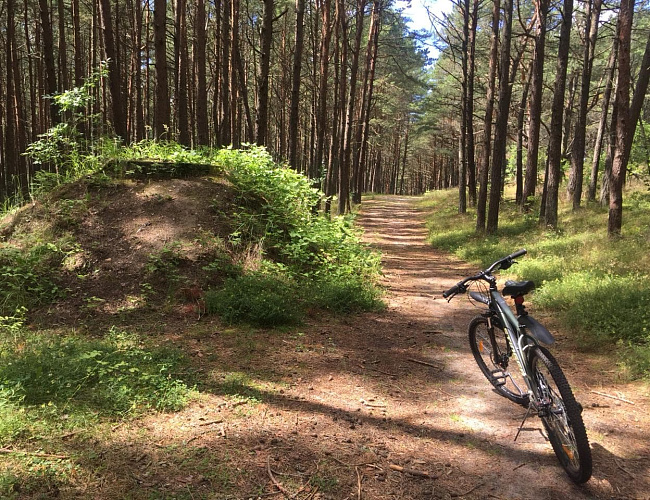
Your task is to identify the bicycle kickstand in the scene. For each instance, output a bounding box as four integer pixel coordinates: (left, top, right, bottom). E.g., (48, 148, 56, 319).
(514, 404, 534, 442)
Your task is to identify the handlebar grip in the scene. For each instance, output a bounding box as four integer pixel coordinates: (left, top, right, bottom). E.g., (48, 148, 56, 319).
(509, 248, 527, 259)
(443, 283, 462, 298)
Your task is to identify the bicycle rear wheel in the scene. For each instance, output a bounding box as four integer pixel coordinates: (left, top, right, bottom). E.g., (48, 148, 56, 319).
(529, 346, 592, 484)
(468, 316, 528, 406)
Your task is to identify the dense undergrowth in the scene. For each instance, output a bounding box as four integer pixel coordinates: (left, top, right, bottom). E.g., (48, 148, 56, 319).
(421, 187, 650, 378)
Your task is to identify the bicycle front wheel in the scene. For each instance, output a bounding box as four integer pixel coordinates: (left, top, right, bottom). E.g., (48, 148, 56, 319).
(529, 346, 592, 484)
(468, 316, 528, 406)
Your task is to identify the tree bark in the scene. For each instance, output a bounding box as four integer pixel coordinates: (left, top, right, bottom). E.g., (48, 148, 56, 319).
(38, 0, 59, 125)
(256, 0, 275, 146)
(338, 0, 367, 214)
(154, 0, 170, 138)
(195, 0, 209, 145)
(486, 0, 514, 234)
(313, 0, 333, 181)
(289, 0, 305, 170)
(476, 0, 500, 232)
(543, 0, 573, 228)
(608, 0, 633, 237)
(98, 0, 128, 142)
(567, 0, 602, 209)
(588, 38, 617, 202)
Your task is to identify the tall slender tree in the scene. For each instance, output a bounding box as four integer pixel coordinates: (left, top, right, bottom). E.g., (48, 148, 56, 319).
(543, 0, 573, 228)
(476, 0, 500, 232)
(608, 0, 634, 236)
(486, 0, 514, 234)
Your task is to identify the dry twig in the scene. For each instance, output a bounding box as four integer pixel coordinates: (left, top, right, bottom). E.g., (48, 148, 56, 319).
(590, 390, 635, 405)
(356, 466, 363, 500)
(451, 481, 485, 497)
(267, 456, 292, 499)
(407, 358, 443, 370)
(389, 464, 437, 479)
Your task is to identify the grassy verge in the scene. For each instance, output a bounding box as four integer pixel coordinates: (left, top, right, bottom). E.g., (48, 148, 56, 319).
(420, 186, 650, 378)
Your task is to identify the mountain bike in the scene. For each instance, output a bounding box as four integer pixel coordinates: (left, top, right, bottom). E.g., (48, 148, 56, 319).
(443, 249, 592, 484)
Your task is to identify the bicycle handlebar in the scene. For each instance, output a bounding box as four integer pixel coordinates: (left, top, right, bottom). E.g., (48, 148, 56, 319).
(442, 249, 527, 299)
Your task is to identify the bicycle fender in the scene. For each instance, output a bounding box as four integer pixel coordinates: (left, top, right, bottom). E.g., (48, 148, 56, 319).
(519, 315, 555, 345)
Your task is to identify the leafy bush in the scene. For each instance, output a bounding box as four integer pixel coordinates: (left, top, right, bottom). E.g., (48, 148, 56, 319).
(312, 275, 385, 314)
(0, 243, 68, 316)
(204, 147, 383, 325)
(204, 272, 303, 327)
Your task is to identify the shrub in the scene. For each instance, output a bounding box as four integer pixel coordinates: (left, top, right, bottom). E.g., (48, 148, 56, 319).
(204, 272, 303, 327)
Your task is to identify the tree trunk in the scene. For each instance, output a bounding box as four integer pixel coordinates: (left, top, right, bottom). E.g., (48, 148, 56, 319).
(175, 0, 190, 145)
(543, 0, 573, 228)
(608, 0, 634, 237)
(486, 0, 514, 234)
(567, 0, 602, 209)
(338, 0, 366, 214)
(38, 0, 59, 124)
(57, 0, 68, 91)
(354, 0, 381, 201)
(313, 0, 333, 180)
(257, 0, 275, 146)
(476, 0, 500, 232)
(289, 0, 305, 170)
(98, 0, 128, 142)
(588, 38, 617, 202)
(466, 0, 478, 206)
(623, 28, 650, 165)
(154, 0, 170, 138)
(521, 0, 548, 208)
(516, 64, 533, 205)
(72, 0, 83, 87)
(195, 0, 208, 145)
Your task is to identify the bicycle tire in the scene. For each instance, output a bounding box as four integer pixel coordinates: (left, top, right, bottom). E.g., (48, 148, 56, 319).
(468, 316, 528, 406)
(529, 346, 592, 484)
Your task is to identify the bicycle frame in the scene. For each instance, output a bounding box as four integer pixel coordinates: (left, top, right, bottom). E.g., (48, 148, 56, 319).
(489, 290, 539, 397)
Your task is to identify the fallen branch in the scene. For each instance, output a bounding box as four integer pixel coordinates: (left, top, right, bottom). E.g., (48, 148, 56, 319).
(360, 398, 387, 408)
(267, 456, 292, 499)
(407, 358, 443, 370)
(198, 419, 224, 427)
(356, 466, 363, 500)
(590, 390, 635, 405)
(389, 464, 437, 479)
(451, 481, 484, 497)
(0, 448, 68, 460)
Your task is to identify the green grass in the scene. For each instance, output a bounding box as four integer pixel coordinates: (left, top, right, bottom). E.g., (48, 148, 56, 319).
(0, 325, 194, 438)
(421, 186, 650, 377)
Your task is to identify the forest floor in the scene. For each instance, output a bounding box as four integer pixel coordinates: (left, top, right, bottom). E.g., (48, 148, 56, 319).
(10, 189, 650, 499)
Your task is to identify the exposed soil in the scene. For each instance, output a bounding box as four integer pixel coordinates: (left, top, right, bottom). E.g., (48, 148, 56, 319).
(8, 189, 650, 499)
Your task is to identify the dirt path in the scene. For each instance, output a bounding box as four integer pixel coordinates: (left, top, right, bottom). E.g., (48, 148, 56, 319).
(348, 195, 650, 499)
(89, 195, 649, 500)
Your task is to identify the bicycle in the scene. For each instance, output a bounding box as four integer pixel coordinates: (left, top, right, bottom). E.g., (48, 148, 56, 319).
(443, 249, 592, 484)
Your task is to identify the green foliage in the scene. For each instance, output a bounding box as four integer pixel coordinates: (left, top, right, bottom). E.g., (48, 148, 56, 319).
(421, 187, 650, 377)
(0, 243, 69, 316)
(203, 147, 383, 326)
(23, 68, 106, 180)
(204, 272, 303, 327)
(0, 326, 192, 425)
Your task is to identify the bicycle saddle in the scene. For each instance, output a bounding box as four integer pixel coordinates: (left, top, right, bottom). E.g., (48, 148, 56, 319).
(502, 280, 535, 297)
